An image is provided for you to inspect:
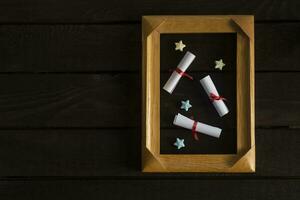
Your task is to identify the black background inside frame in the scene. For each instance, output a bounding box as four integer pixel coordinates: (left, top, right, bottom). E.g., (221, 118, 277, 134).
(160, 33, 237, 154)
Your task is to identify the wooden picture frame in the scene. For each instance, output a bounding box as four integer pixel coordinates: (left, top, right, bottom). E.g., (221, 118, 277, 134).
(142, 15, 255, 172)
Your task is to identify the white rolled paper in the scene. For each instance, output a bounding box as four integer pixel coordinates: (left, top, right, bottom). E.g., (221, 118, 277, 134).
(200, 75, 229, 117)
(163, 51, 196, 94)
(173, 113, 222, 138)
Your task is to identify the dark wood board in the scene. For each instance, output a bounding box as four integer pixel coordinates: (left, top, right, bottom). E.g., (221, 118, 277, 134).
(0, 23, 299, 72)
(0, 25, 139, 72)
(0, 74, 140, 128)
(0, 128, 298, 177)
(0, 0, 299, 23)
(0, 179, 299, 200)
(0, 73, 298, 128)
(0, 1, 298, 197)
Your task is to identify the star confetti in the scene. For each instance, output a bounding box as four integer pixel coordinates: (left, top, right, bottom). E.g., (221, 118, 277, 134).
(175, 40, 186, 51)
(174, 138, 185, 149)
(215, 59, 226, 70)
(181, 100, 192, 111)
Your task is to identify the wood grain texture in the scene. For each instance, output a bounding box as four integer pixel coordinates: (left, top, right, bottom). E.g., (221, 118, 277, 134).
(0, 128, 298, 176)
(0, 74, 140, 128)
(0, 73, 298, 128)
(0, 0, 299, 23)
(0, 23, 299, 72)
(0, 179, 299, 200)
(0, 1, 297, 198)
(0, 25, 139, 72)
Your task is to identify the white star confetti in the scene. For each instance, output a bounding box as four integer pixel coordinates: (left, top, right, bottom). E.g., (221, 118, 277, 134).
(215, 59, 226, 70)
(175, 40, 186, 51)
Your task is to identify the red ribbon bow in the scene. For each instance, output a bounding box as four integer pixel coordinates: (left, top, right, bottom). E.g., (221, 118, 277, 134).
(191, 120, 199, 140)
(174, 68, 193, 80)
(210, 93, 226, 102)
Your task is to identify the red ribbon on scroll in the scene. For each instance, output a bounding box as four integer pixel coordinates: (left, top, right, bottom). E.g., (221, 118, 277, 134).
(174, 68, 193, 80)
(191, 120, 199, 141)
(210, 93, 226, 102)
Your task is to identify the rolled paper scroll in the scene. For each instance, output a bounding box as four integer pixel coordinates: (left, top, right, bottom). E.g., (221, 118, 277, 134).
(163, 51, 196, 94)
(200, 75, 229, 117)
(173, 113, 222, 139)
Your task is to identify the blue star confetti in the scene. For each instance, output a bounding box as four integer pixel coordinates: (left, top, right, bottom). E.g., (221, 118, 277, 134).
(181, 100, 192, 111)
(174, 138, 185, 149)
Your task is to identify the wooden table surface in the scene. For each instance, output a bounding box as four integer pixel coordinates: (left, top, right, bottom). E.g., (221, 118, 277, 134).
(0, 1, 299, 199)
